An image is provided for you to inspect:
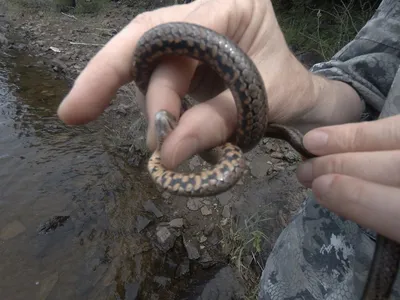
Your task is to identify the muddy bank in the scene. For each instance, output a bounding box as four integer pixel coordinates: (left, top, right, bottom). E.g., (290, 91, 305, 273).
(0, 1, 323, 299)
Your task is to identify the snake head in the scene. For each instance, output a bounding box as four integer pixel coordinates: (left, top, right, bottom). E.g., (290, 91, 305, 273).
(155, 110, 178, 147)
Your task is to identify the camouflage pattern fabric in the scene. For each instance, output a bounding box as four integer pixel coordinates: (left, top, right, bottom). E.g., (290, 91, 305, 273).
(259, 0, 400, 299)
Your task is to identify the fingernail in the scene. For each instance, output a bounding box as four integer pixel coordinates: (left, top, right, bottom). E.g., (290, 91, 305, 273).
(167, 137, 199, 169)
(313, 175, 334, 200)
(297, 160, 313, 187)
(304, 130, 328, 151)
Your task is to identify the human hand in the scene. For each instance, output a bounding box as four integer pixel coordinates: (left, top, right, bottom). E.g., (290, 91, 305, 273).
(296, 115, 400, 243)
(57, 0, 327, 169)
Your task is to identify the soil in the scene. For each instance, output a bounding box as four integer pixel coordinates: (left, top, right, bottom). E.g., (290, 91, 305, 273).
(0, 1, 323, 298)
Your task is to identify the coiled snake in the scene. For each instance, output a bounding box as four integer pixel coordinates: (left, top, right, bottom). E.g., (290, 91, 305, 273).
(131, 22, 400, 299)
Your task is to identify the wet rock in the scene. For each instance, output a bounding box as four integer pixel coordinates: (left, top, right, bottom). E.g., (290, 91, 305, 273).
(37, 216, 70, 234)
(187, 198, 203, 211)
(200, 206, 212, 216)
(203, 222, 215, 236)
(156, 226, 176, 252)
(183, 236, 200, 260)
(169, 218, 184, 228)
(216, 191, 232, 206)
(143, 200, 163, 218)
(39, 272, 58, 300)
(250, 155, 271, 178)
(136, 215, 151, 233)
(51, 58, 68, 72)
(175, 257, 190, 278)
(1, 220, 26, 240)
(221, 205, 231, 218)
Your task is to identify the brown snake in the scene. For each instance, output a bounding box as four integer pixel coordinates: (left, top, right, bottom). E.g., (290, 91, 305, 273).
(131, 22, 400, 299)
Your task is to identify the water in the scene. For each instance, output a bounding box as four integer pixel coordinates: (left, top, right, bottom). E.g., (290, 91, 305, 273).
(0, 47, 192, 299)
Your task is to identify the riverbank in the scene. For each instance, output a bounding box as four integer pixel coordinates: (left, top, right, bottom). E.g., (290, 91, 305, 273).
(0, 0, 376, 298)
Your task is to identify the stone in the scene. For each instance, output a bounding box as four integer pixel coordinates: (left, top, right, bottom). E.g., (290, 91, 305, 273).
(221, 205, 231, 218)
(169, 218, 184, 228)
(136, 215, 151, 233)
(143, 200, 163, 218)
(271, 152, 284, 159)
(199, 235, 207, 243)
(175, 258, 190, 278)
(156, 227, 176, 252)
(187, 198, 203, 211)
(203, 223, 215, 236)
(153, 276, 171, 288)
(216, 191, 232, 206)
(250, 155, 271, 178)
(1, 220, 26, 240)
(200, 206, 212, 216)
(199, 250, 213, 264)
(37, 216, 70, 234)
(183, 236, 200, 260)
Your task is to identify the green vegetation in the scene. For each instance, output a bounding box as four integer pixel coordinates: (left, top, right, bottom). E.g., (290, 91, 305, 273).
(274, 0, 380, 59)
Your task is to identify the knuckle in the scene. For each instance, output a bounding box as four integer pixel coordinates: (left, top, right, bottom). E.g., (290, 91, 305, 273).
(314, 154, 345, 176)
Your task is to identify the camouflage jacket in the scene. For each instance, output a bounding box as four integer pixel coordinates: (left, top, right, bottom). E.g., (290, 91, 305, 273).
(259, 0, 400, 299)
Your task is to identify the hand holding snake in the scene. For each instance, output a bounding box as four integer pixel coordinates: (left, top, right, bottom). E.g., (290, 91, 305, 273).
(57, 0, 399, 298)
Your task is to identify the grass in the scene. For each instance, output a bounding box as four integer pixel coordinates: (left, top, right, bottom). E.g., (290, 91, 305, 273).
(275, 0, 380, 60)
(220, 210, 274, 300)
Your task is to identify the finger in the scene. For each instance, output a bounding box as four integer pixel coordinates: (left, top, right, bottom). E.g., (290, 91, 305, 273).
(159, 89, 237, 169)
(297, 150, 400, 188)
(57, 0, 204, 125)
(303, 115, 400, 156)
(312, 174, 400, 243)
(145, 56, 198, 150)
(144, 0, 251, 149)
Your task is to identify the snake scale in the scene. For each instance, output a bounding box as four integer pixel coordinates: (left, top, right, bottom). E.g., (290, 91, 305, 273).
(131, 22, 400, 299)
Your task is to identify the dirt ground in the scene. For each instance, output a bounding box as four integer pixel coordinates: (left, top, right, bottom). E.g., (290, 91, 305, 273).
(0, 1, 319, 298)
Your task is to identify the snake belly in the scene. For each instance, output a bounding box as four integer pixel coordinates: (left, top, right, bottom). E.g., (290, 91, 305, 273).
(131, 21, 399, 299)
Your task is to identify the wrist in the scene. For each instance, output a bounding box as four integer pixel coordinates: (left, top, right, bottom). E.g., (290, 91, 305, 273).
(297, 74, 364, 131)
(262, 49, 363, 132)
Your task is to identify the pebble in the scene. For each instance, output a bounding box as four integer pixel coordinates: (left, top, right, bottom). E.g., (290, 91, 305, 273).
(136, 215, 151, 233)
(203, 223, 215, 236)
(156, 227, 176, 252)
(143, 200, 163, 218)
(250, 155, 271, 178)
(216, 191, 232, 206)
(201, 206, 212, 216)
(183, 236, 200, 260)
(187, 198, 203, 211)
(169, 218, 184, 228)
(221, 205, 231, 218)
(199, 235, 207, 243)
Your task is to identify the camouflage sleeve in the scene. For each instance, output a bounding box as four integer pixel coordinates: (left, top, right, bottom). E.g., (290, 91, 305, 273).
(310, 0, 400, 115)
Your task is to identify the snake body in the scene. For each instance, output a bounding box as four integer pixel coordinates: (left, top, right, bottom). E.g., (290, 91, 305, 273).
(131, 21, 400, 299)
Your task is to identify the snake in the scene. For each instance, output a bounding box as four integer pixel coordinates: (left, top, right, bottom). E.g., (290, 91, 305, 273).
(131, 22, 400, 299)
